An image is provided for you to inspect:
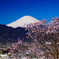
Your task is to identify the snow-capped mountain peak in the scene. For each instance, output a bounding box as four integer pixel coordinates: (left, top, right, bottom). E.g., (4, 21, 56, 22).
(7, 16, 40, 28)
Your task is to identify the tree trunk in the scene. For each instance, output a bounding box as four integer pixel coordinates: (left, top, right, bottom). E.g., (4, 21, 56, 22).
(56, 49, 58, 59)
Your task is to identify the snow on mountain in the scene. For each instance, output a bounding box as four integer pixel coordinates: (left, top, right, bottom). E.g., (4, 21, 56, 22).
(7, 16, 40, 28)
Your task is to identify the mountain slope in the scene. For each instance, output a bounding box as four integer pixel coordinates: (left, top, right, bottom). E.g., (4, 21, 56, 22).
(7, 16, 39, 28)
(0, 24, 28, 43)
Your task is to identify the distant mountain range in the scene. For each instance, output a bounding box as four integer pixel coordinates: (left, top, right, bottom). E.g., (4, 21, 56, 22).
(0, 16, 40, 43)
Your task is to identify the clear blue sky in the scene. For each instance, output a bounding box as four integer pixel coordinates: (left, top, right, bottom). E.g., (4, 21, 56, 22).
(0, 0, 59, 24)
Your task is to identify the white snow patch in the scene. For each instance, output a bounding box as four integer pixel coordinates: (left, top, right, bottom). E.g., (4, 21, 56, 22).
(7, 16, 40, 28)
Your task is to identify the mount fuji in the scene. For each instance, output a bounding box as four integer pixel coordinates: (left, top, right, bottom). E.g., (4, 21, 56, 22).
(7, 16, 40, 28)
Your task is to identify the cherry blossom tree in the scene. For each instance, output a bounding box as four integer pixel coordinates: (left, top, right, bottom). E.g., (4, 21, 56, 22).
(26, 17, 59, 59)
(45, 17, 59, 59)
(9, 38, 23, 59)
(28, 40, 45, 59)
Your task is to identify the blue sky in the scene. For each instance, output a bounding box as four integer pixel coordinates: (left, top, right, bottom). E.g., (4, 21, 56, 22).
(0, 0, 59, 24)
